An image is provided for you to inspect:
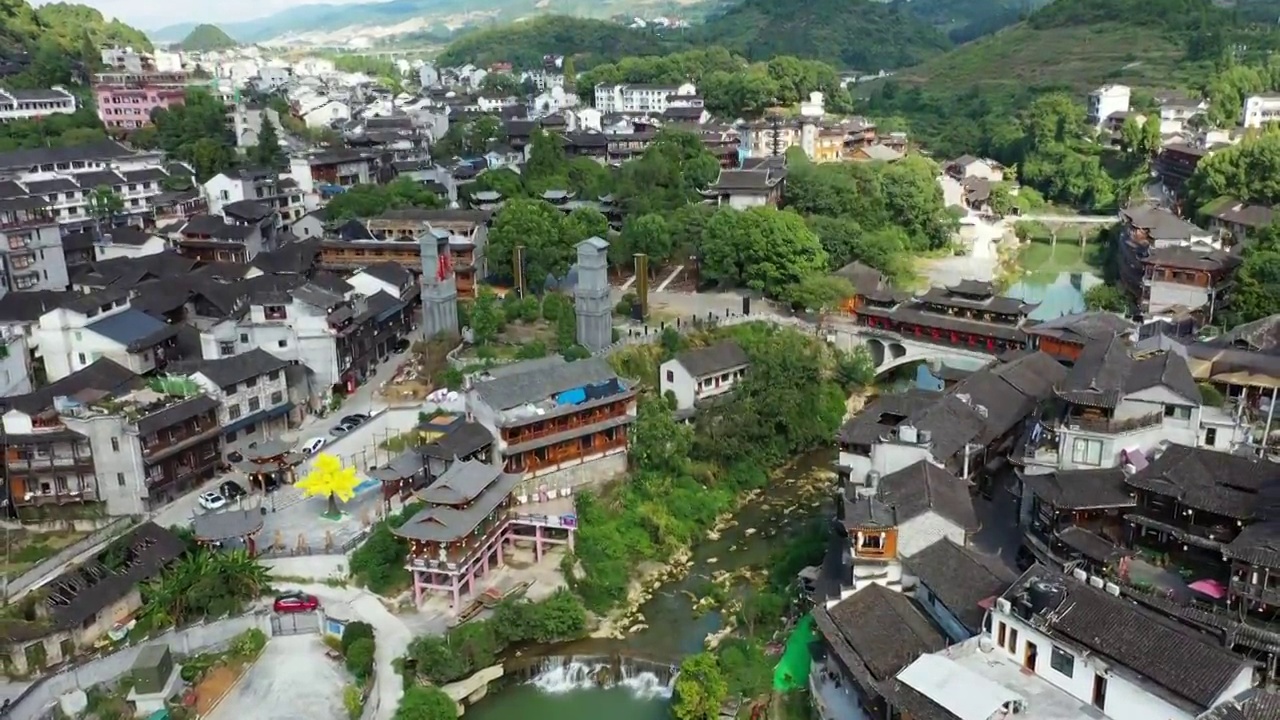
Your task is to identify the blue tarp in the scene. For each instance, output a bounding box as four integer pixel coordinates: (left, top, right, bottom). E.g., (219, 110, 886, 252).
(555, 387, 587, 405)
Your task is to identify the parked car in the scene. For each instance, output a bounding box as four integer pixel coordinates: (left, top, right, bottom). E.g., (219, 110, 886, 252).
(198, 491, 227, 511)
(302, 437, 326, 455)
(227, 450, 244, 463)
(219, 481, 246, 501)
(340, 413, 369, 426)
(393, 338, 411, 353)
(273, 592, 320, 614)
(330, 424, 351, 437)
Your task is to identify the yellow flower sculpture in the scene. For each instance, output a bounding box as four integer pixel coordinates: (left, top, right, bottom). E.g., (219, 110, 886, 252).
(297, 453, 361, 518)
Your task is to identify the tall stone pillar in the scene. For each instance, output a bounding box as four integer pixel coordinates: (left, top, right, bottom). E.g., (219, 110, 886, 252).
(573, 236, 611, 351)
(419, 230, 459, 338)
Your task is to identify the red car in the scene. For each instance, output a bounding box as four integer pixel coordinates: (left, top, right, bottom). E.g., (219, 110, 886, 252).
(273, 592, 320, 614)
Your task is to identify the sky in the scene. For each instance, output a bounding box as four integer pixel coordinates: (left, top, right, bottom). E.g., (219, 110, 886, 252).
(31, 0, 377, 30)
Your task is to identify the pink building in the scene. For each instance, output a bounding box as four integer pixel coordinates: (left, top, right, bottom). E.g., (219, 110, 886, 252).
(93, 72, 189, 130)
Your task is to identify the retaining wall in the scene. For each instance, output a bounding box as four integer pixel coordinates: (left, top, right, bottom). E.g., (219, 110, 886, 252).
(1, 613, 270, 720)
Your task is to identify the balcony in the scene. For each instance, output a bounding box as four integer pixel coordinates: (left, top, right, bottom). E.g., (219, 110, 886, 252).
(11, 478, 99, 506)
(141, 418, 221, 463)
(7, 452, 94, 471)
(1126, 511, 1239, 549)
(1061, 410, 1163, 435)
(1229, 577, 1280, 605)
(0, 214, 53, 231)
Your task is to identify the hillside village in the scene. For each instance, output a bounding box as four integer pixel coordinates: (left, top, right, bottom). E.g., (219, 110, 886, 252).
(5, 1, 1280, 720)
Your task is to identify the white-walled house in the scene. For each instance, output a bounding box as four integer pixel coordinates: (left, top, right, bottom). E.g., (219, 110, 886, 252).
(35, 290, 180, 383)
(659, 341, 749, 414)
(182, 348, 293, 452)
(888, 566, 1258, 720)
(93, 226, 168, 261)
(1022, 337, 1248, 473)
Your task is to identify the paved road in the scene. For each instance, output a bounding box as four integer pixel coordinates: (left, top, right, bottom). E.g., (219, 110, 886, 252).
(206, 634, 346, 720)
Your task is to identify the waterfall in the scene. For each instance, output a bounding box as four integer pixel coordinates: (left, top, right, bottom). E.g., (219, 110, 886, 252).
(528, 655, 677, 700)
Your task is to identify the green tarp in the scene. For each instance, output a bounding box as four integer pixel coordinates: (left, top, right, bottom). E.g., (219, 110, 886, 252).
(772, 613, 814, 692)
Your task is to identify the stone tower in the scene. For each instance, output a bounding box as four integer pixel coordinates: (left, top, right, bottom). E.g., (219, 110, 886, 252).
(419, 229, 459, 338)
(574, 236, 611, 351)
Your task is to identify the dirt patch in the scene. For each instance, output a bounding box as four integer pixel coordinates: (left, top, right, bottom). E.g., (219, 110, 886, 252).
(194, 665, 244, 715)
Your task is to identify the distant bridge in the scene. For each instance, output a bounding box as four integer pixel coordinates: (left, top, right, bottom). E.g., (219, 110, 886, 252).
(827, 325, 997, 375)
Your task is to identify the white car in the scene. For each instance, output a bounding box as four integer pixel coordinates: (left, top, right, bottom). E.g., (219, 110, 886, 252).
(302, 437, 327, 455)
(198, 491, 227, 511)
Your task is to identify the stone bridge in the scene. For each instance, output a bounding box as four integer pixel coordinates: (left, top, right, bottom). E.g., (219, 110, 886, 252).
(826, 325, 998, 375)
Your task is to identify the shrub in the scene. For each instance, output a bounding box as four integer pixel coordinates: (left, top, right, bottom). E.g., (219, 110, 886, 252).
(349, 525, 411, 594)
(541, 292, 571, 322)
(515, 340, 548, 359)
(345, 637, 376, 682)
(341, 621, 375, 655)
(343, 684, 364, 720)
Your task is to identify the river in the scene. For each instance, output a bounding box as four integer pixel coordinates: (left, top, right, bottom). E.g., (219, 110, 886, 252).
(466, 450, 836, 719)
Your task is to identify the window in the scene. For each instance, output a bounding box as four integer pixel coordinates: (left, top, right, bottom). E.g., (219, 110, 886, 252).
(228, 404, 241, 420)
(219, 341, 235, 356)
(665, 370, 674, 383)
(1050, 646, 1073, 677)
(244, 423, 256, 435)
(268, 370, 280, 381)
(1071, 438, 1103, 466)
(996, 622, 1006, 648)
(240, 333, 249, 343)
(1164, 405, 1192, 420)
(116, 473, 125, 487)
(1007, 627, 1019, 654)
(110, 438, 119, 452)
(1205, 427, 1218, 447)
(264, 305, 287, 320)
(226, 430, 237, 442)
(271, 391, 283, 404)
(77, 353, 86, 365)
(278, 339, 288, 348)
(245, 377, 258, 388)
(248, 397, 261, 412)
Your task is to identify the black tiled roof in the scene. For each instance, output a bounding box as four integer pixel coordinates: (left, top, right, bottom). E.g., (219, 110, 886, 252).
(673, 341, 749, 378)
(816, 584, 946, 682)
(1057, 336, 1200, 408)
(357, 260, 412, 289)
(420, 420, 495, 460)
(1125, 444, 1280, 520)
(0, 140, 138, 172)
(1024, 311, 1134, 345)
(1019, 467, 1135, 510)
(0, 290, 76, 322)
(876, 461, 977, 531)
(176, 348, 290, 388)
(1199, 689, 1280, 720)
(0, 358, 143, 415)
(901, 539, 1015, 632)
(1055, 526, 1130, 565)
(1003, 565, 1250, 711)
(135, 395, 219, 436)
(223, 199, 274, 223)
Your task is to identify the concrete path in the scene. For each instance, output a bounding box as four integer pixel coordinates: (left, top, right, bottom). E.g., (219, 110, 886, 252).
(282, 582, 415, 720)
(619, 274, 637, 291)
(655, 265, 685, 292)
(1015, 213, 1117, 224)
(207, 634, 346, 720)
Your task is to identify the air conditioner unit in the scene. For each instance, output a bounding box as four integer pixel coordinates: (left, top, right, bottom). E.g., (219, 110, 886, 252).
(1104, 582, 1121, 596)
(996, 597, 1012, 614)
(1088, 576, 1105, 589)
(1071, 568, 1087, 581)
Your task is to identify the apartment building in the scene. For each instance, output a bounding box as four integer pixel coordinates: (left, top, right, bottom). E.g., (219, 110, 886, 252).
(33, 288, 182, 383)
(1141, 245, 1241, 322)
(0, 141, 188, 230)
(93, 71, 188, 130)
(1087, 83, 1131, 130)
(0, 194, 67, 292)
(0, 87, 76, 122)
(593, 82, 697, 114)
(1117, 205, 1217, 301)
(1242, 93, 1280, 128)
(165, 212, 273, 264)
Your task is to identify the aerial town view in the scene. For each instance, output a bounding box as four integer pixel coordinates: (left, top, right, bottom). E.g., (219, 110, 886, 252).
(2, 0, 1280, 719)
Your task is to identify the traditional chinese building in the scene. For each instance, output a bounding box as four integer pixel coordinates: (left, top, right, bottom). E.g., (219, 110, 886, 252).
(852, 280, 1036, 355)
(391, 458, 575, 607)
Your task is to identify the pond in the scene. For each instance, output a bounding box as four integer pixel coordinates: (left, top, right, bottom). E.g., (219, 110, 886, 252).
(1005, 270, 1105, 321)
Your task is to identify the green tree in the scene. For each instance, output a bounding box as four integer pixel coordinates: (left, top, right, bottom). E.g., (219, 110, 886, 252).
(487, 199, 570, 288)
(87, 186, 123, 227)
(562, 57, 576, 91)
(394, 686, 457, 720)
(700, 207, 828, 298)
(619, 214, 673, 269)
(470, 288, 503, 345)
(672, 653, 727, 720)
(561, 207, 609, 247)
(140, 550, 270, 628)
(566, 156, 613, 198)
(325, 178, 442, 220)
(344, 637, 375, 682)
(465, 115, 503, 156)
(526, 129, 568, 182)
(1187, 129, 1280, 209)
(786, 274, 855, 329)
(1083, 284, 1128, 312)
(480, 72, 523, 97)
(1224, 223, 1280, 326)
(252, 117, 286, 168)
(630, 395, 693, 475)
(616, 129, 720, 216)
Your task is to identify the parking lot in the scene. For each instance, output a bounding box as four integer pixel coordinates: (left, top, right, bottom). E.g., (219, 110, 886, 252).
(206, 634, 346, 720)
(156, 406, 435, 551)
